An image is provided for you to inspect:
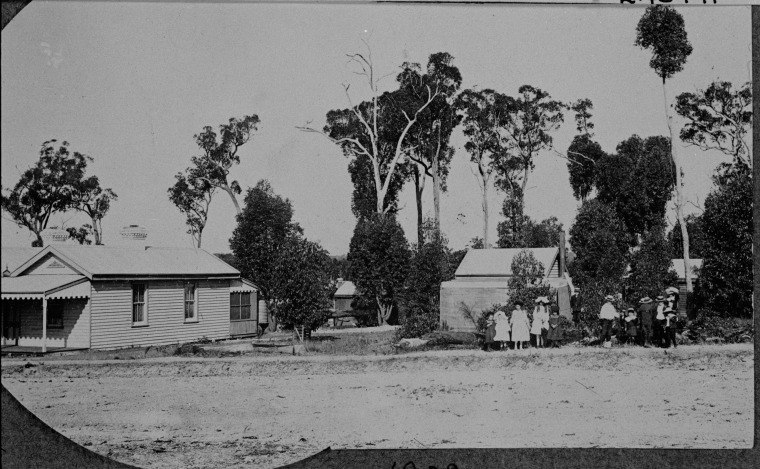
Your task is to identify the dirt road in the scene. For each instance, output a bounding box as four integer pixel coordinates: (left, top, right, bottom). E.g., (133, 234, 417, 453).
(1, 344, 753, 468)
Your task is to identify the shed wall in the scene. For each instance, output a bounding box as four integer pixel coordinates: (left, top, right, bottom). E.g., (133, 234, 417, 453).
(90, 280, 230, 350)
(440, 282, 509, 332)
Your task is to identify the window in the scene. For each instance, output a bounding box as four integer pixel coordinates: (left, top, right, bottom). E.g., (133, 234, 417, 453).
(47, 301, 64, 329)
(184, 282, 197, 322)
(230, 292, 251, 321)
(132, 284, 147, 326)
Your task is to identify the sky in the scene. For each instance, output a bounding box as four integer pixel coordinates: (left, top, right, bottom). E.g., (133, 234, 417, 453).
(1, 1, 752, 255)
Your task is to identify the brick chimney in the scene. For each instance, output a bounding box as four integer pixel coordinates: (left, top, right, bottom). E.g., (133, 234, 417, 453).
(120, 225, 148, 248)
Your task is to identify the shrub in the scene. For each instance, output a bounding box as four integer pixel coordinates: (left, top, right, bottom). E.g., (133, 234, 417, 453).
(395, 306, 439, 340)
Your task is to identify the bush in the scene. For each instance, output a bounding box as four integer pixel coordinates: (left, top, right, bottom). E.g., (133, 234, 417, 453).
(395, 306, 439, 340)
(682, 309, 754, 344)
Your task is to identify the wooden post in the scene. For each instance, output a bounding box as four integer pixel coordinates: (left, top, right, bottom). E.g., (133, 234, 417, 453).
(42, 296, 47, 353)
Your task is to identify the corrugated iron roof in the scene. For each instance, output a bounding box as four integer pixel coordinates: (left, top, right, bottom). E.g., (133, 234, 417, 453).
(1, 275, 87, 298)
(455, 248, 559, 277)
(14, 245, 240, 278)
(334, 280, 356, 297)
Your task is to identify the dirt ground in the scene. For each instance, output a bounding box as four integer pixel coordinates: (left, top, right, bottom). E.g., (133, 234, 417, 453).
(1, 343, 753, 469)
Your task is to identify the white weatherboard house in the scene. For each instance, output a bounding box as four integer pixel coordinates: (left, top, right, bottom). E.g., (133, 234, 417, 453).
(1, 245, 258, 352)
(440, 246, 571, 332)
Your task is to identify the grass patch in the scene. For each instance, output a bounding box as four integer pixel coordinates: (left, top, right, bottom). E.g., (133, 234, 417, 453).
(305, 330, 398, 355)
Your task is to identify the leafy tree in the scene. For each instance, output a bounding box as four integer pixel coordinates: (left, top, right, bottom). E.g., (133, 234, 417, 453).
(348, 152, 406, 220)
(635, 5, 694, 292)
(596, 135, 675, 239)
(168, 172, 215, 247)
(627, 222, 678, 304)
(496, 192, 528, 248)
(70, 176, 117, 245)
(667, 214, 706, 259)
(397, 224, 455, 338)
(398, 52, 463, 239)
(1, 140, 91, 246)
(66, 224, 93, 245)
(230, 180, 303, 319)
(497, 204, 564, 249)
(189, 115, 260, 215)
(270, 235, 333, 333)
(566, 134, 605, 202)
(214, 253, 240, 271)
(675, 80, 752, 171)
(300, 44, 443, 216)
(455, 89, 507, 247)
(696, 167, 752, 318)
(468, 237, 485, 250)
(348, 213, 411, 325)
(499, 85, 566, 202)
(568, 199, 629, 284)
(506, 249, 553, 311)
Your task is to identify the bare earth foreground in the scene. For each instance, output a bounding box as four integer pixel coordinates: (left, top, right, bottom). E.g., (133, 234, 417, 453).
(1, 343, 753, 469)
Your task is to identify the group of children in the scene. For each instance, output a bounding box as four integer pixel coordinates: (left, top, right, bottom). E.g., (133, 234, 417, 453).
(483, 297, 565, 352)
(600, 286, 681, 348)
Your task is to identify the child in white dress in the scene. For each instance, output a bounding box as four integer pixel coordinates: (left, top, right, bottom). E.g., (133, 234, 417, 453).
(531, 297, 549, 348)
(493, 309, 511, 350)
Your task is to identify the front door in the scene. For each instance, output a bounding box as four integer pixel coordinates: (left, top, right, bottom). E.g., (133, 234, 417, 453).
(2, 302, 20, 346)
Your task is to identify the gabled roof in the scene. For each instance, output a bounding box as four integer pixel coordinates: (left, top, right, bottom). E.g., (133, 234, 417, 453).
(455, 248, 559, 277)
(11, 245, 240, 278)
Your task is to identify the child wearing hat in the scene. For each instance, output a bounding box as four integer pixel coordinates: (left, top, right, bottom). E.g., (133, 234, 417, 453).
(546, 303, 564, 348)
(483, 311, 497, 351)
(654, 296, 667, 347)
(531, 297, 549, 348)
(510, 300, 530, 350)
(599, 295, 619, 347)
(663, 306, 678, 348)
(637, 297, 654, 347)
(624, 308, 638, 345)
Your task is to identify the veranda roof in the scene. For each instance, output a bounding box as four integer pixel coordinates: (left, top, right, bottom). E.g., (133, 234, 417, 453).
(1, 274, 90, 300)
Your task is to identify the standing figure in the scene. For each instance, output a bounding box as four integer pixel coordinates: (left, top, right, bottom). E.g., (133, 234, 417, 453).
(493, 308, 511, 350)
(599, 295, 619, 347)
(663, 306, 678, 349)
(570, 288, 583, 325)
(637, 297, 654, 347)
(546, 305, 564, 348)
(666, 286, 680, 314)
(531, 297, 549, 348)
(654, 296, 667, 347)
(510, 301, 530, 350)
(483, 311, 497, 351)
(624, 308, 638, 345)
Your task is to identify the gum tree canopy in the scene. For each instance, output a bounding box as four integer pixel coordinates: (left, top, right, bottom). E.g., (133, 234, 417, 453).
(190, 115, 260, 215)
(1, 140, 114, 247)
(300, 43, 444, 216)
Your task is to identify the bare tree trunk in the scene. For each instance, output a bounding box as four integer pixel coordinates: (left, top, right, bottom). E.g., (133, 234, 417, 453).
(414, 168, 424, 248)
(481, 172, 489, 249)
(432, 157, 441, 234)
(222, 185, 241, 216)
(90, 216, 102, 245)
(376, 297, 392, 325)
(663, 81, 692, 293)
(196, 229, 203, 248)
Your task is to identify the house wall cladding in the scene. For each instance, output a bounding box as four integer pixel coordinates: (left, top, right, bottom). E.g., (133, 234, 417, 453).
(12, 299, 90, 348)
(89, 279, 230, 350)
(440, 283, 510, 332)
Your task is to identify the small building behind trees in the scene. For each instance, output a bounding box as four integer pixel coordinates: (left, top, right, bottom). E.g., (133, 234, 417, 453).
(440, 246, 572, 332)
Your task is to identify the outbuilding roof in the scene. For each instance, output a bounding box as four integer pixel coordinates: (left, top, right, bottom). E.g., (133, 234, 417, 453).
(334, 280, 356, 298)
(455, 248, 559, 277)
(11, 245, 240, 279)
